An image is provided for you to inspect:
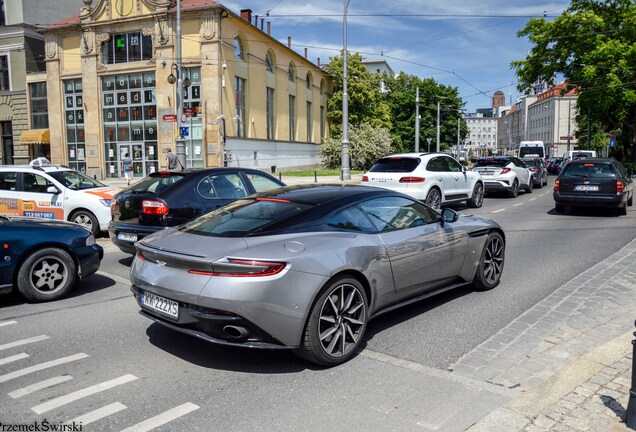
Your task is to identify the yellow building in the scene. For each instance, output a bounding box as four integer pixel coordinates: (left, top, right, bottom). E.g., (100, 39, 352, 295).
(31, 0, 331, 180)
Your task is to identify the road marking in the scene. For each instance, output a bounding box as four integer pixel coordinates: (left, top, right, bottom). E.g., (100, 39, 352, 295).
(96, 270, 131, 286)
(0, 335, 49, 351)
(492, 209, 506, 213)
(32, 374, 138, 414)
(0, 353, 88, 384)
(0, 320, 17, 327)
(0, 353, 29, 366)
(120, 402, 200, 432)
(66, 402, 127, 426)
(529, 198, 537, 201)
(513, 203, 524, 207)
(9, 375, 73, 399)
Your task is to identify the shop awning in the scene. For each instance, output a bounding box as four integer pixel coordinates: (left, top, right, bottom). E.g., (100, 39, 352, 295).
(20, 129, 50, 145)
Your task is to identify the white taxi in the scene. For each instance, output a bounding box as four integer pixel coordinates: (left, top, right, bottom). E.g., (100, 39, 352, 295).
(0, 159, 119, 235)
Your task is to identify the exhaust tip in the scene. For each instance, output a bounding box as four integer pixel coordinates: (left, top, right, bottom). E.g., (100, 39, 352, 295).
(223, 325, 250, 339)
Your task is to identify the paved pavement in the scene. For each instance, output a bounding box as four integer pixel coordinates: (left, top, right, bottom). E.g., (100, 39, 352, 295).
(100, 173, 636, 431)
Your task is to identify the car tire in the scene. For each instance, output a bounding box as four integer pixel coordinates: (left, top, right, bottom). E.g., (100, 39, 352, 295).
(466, 182, 484, 208)
(555, 203, 565, 213)
(472, 232, 505, 291)
(295, 276, 368, 366)
(628, 193, 633, 207)
(425, 188, 442, 209)
(619, 202, 628, 216)
(70, 210, 99, 236)
(508, 180, 519, 198)
(17, 248, 77, 302)
(525, 179, 533, 193)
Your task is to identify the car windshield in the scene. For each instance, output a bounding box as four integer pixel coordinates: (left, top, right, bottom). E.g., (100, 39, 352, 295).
(518, 148, 544, 158)
(48, 170, 107, 190)
(129, 174, 185, 194)
(179, 198, 311, 237)
(562, 163, 615, 178)
(572, 152, 594, 159)
(523, 159, 541, 167)
(369, 157, 420, 173)
(473, 159, 510, 168)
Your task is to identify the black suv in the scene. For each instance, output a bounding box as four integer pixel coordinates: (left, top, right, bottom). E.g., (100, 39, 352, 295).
(109, 168, 285, 254)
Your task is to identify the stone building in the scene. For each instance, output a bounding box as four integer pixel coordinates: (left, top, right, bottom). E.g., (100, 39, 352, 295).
(33, 0, 331, 180)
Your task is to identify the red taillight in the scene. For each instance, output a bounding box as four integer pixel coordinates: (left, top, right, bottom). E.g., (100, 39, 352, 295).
(136, 252, 145, 261)
(362, 175, 368, 182)
(501, 168, 511, 174)
(142, 199, 169, 215)
(529, 168, 539, 173)
(399, 176, 425, 183)
(188, 259, 286, 277)
(554, 179, 560, 191)
(110, 202, 118, 213)
(617, 181, 625, 194)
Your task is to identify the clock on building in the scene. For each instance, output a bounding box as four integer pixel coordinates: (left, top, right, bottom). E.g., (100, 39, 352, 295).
(115, 0, 134, 16)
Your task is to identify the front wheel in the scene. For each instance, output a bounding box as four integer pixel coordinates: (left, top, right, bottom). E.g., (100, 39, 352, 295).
(508, 180, 519, 198)
(425, 188, 442, 209)
(17, 248, 77, 302)
(466, 183, 484, 208)
(472, 232, 505, 291)
(70, 210, 99, 236)
(295, 276, 368, 366)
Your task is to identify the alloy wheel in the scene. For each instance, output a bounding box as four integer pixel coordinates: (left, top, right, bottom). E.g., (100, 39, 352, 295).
(426, 189, 442, 209)
(482, 235, 504, 285)
(317, 283, 366, 359)
(29, 257, 69, 295)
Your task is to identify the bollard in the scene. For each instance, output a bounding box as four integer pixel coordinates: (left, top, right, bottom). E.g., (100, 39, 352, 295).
(314, 171, 317, 183)
(626, 320, 636, 429)
(278, 172, 281, 181)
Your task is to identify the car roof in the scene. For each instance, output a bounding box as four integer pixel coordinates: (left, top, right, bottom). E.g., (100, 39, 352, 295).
(254, 183, 403, 206)
(567, 157, 615, 164)
(149, 167, 276, 176)
(0, 164, 73, 173)
(379, 152, 455, 159)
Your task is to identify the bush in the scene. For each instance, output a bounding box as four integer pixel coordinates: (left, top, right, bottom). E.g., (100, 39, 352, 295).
(320, 123, 392, 171)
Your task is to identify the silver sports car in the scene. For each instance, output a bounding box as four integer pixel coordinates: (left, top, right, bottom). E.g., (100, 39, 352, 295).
(130, 184, 505, 366)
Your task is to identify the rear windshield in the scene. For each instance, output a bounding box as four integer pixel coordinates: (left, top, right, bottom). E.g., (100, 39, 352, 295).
(522, 159, 541, 167)
(128, 174, 185, 194)
(369, 157, 420, 173)
(179, 198, 311, 237)
(473, 159, 509, 168)
(518, 147, 544, 158)
(561, 163, 616, 178)
(571, 152, 594, 159)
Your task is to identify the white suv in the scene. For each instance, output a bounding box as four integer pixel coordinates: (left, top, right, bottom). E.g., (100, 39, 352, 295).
(0, 161, 119, 235)
(362, 153, 484, 208)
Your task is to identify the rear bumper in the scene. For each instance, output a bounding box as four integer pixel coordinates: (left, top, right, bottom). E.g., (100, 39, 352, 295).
(553, 192, 627, 208)
(79, 244, 103, 279)
(108, 222, 163, 254)
(483, 180, 512, 192)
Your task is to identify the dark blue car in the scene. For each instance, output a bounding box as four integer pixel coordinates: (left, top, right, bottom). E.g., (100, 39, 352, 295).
(0, 216, 103, 302)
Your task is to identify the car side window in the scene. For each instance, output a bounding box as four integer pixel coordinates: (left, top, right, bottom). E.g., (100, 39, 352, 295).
(360, 196, 437, 232)
(198, 173, 247, 199)
(445, 157, 463, 172)
(426, 157, 448, 172)
(0, 172, 17, 191)
(326, 206, 376, 233)
(246, 172, 282, 193)
(22, 173, 54, 194)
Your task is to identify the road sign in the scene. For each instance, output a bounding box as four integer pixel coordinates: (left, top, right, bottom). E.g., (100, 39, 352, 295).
(610, 139, 617, 147)
(180, 127, 189, 137)
(559, 136, 572, 140)
(163, 114, 177, 122)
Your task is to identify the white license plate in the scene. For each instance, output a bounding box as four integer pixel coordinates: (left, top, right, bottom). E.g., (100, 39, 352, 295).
(574, 184, 599, 192)
(141, 291, 179, 319)
(480, 171, 493, 175)
(117, 232, 137, 242)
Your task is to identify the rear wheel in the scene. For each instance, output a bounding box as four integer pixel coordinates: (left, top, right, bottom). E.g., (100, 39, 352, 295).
(466, 183, 484, 208)
(295, 276, 368, 366)
(425, 188, 442, 209)
(618, 201, 628, 216)
(70, 210, 99, 236)
(508, 180, 519, 198)
(17, 248, 77, 302)
(628, 193, 633, 207)
(472, 232, 505, 291)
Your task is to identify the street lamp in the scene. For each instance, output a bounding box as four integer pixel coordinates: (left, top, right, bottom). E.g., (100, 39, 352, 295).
(341, 0, 351, 180)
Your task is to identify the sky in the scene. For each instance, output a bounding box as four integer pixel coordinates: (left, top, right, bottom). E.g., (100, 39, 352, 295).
(222, 0, 572, 113)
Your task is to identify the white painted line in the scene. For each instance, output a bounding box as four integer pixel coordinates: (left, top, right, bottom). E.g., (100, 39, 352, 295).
(9, 375, 73, 399)
(529, 198, 537, 201)
(0, 353, 88, 384)
(67, 402, 127, 426)
(0, 335, 49, 351)
(0, 353, 29, 366)
(0, 320, 17, 327)
(513, 203, 524, 207)
(32, 374, 138, 414)
(120, 402, 200, 432)
(492, 209, 506, 213)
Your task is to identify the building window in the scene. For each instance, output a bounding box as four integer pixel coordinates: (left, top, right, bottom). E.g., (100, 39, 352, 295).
(235, 77, 246, 137)
(288, 63, 295, 82)
(266, 87, 275, 140)
(1, 121, 12, 164)
(234, 35, 245, 60)
(306, 73, 312, 90)
(306, 101, 312, 142)
(182, 67, 203, 168)
(289, 95, 295, 141)
(0, 55, 9, 91)
(29, 83, 48, 129)
(265, 51, 274, 73)
(101, 32, 152, 64)
(320, 105, 325, 143)
(64, 79, 86, 173)
(0, 1, 5, 26)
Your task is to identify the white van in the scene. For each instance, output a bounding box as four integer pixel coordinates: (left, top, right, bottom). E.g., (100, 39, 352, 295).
(518, 141, 546, 160)
(562, 150, 597, 163)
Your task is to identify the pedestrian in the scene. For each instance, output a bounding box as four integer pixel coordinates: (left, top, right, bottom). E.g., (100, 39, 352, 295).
(166, 148, 177, 170)
(122, 152, 132, 186)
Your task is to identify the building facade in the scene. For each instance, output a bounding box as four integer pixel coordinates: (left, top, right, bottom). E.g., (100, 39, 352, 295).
(464, 113, 497, 158)
(37, 0, 331, 180)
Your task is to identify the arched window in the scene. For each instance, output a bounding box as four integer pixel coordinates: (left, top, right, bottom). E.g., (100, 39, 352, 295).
(265, 51, 274, 73)
(306, 72, 312, 89)
(320, 79, 325, 95)
(288, 63, 296, 82)
(234, 35, 245, 60)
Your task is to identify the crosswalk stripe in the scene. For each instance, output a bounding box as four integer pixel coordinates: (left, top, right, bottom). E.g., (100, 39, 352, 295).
(0, 335, 49, 351)
(66, 402, 127, 426)
(0, 353, 29, 366)
(0, 353, 88, 384)
(8, 375, 73, 399)
(31, 374, 138, 414)
(120, 402, 200, 432)
(0, 321, 17, 328)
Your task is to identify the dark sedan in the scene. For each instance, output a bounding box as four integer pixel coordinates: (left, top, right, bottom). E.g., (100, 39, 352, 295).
(553, 158, 634, 215)
(0, 216, 103, 302)
(109, 168, 286, 254)
(521, 157, 548, 188)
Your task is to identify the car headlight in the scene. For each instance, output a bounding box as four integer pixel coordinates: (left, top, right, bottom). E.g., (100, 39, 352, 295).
(99, 199, 112, 207)
(86, 234, 96, 246)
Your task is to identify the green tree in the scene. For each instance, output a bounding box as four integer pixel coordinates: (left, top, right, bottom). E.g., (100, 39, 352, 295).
(319, 123, 392, 170)
(512, 0, 636, 161)
(383, 72, 467, 153)
(324, 53, 391, 136)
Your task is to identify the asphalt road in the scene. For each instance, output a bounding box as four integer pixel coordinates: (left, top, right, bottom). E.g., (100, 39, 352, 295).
(1, 176, 635, 431)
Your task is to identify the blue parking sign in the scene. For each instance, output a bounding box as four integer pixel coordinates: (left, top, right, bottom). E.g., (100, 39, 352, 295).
(180, 127, 189, 137)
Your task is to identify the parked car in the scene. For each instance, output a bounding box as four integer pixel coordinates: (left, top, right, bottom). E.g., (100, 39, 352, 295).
(361, 152, 484, 209)
(521, 158, 548, 188)
(553, 158, 634, 215)
(109, 168, 286, 254)
(130, 184, 505, 366)
(547, 157, 563, 174)
(0, 216, 103, 302)
(0, 161, 119, 235)
(471, 156, 533, 197)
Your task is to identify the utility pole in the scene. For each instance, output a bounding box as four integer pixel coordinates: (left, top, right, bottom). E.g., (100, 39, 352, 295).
(457, 117, 460, 159)
(566, 99, 571, 154)
(340, 0, 351, 180)
(436, 101, 441, 152)
(415, 87, 420, 152)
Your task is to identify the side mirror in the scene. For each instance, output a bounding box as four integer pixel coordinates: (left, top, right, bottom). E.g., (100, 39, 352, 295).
(461, 166, 467, 173)
(46, 186, 61, 194)
(441, 208, 459, 224)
